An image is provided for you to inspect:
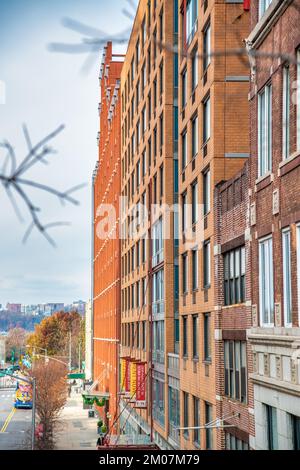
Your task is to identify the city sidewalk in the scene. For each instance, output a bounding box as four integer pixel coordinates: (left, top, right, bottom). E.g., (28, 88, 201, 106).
(55, 389, 99, 450)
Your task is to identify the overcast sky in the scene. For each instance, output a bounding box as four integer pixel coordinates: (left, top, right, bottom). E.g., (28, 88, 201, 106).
(0, 0, 132, 306)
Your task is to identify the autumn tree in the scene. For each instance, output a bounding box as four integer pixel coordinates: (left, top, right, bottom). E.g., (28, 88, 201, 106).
(6, 327, 28, 361)
(29, 359, 67, 449)
(27, 311, 83, 367)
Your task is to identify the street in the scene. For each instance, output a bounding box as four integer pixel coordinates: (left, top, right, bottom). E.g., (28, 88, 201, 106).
(0, 383, 32, 450)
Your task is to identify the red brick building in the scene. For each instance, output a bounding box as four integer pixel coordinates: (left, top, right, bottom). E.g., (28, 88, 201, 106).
(246, 0, 300, 450)
(214, 162, 254, 450)
(92, 42, 124, 432)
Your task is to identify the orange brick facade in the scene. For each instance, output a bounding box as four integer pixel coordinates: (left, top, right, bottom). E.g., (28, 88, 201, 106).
(93, 42, 124, 432)
(178, 0, 250, 450)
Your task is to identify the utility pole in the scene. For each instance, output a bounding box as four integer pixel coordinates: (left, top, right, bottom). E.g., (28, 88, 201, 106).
(68, 330, 72, 371)
(78, 340, 81, 372)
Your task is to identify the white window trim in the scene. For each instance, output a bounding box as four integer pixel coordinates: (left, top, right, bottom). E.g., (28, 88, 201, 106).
(282, 66, 290, 161)
(259, 235, 274, 327)
(258, 85, 272, 178)
(282, 228, 292, 327)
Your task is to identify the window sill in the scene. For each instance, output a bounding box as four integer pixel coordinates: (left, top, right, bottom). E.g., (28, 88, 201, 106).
(255, 170, 271, 184)
(222, 302, 246, 309)
(203, 359, 212, 365)
(192, 357, 199, 363)
(279, 150, 300, 177)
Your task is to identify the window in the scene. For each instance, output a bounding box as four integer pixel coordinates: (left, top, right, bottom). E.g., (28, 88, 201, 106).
(203, 96, 211, 143)
(136, 281, 140, 309)
(152, 217, 163, 266)
(204, 313, 211, 362)
(297, 50, 300, 150)
(205, 402, 213, 449)
(191, 48, 198, 91)
(192, 315, 198, 358)
(259, 236, 274, 326)
(297, 225, 300, 324)
(142, 18, 146, 48)
(192, 180, 198, 224)
(186, 0, 198, 45)
(131, 285, 134, 310)
(131, 58, 135, 83)
(203, 240, 211, 288)
(154, 127, 157, 159)
(183, 392, 189, 438)
(182, 192, 188, 233)
(192, 249, 198, 291)
(160, 113, 164, 147)
(153, 320, 164, 364)
(259, 0, 273, 18)
(182, 131, 187, 169)
(291, 414, 300, 450)
(142, 150, 146, 176)
(282, 229, 292, 326)
(203, 167, 210, 216)
(160, 61, 164, 95)
(182, 253, 188, 294)
(152, 269, 164, 315)
(169, 387, 180, 443)
(183, 316, 188, 357)
(142, 62, 146, 91)
(193, 397, 200, 447)
(136, 321, 140, 348)
(203, 23, 211, 71)
(282, 66, 290, 160)
(136, 160, 140, 188)
(142, 321, 146, 350)
(153, 379, 165, 427)
(182, 68, 187, 108)
(265, 405, 278, 450)
(142, 106, 146, 135)
(258, 84, 272, 177)
(223, 246, 246, 306)
(225, 433, 249, 450)
(224, 340, 247, 403)
(159, 165, 164, 198)
(136, 39, 140, 67)
(192, 115, 198, 158)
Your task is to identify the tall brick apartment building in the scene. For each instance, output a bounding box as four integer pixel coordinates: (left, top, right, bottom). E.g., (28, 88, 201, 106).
(178, 0, 249, 449)
(92, 42, 124, 432)
(119, 0, 180, 449)
(246, 0, 300, 450)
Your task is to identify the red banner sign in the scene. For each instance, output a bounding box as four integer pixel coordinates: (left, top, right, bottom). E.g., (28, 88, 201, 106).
(135, 362, 146, 408)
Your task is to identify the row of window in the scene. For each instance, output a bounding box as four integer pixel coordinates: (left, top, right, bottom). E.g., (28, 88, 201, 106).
(123, 3, 164, 113)
(122, 320, 147, 351)
(181, 22, 211, 105)
(181, 95, 211, 168)
(182, 240, 211, 293)
(183, 392, 214, 449)
(122, 278, 147, 312)
(182, 313, 211, 362)
(259, 225, 300, 327)
(122, 108, 164, 180)
(122, 156, 164, 208)
(258, 52, 300, 178)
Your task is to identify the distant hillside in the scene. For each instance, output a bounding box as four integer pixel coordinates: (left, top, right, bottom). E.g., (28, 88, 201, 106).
(0, 311, 44, 332)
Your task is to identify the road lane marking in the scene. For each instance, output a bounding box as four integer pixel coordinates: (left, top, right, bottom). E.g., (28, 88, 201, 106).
(0, 407, 16, 433)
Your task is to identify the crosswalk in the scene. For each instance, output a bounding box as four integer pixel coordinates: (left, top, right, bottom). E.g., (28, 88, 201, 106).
(0, 393, 14, 400)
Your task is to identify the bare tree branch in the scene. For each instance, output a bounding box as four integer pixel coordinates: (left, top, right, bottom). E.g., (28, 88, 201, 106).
(0, 125, 85, 246)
